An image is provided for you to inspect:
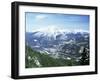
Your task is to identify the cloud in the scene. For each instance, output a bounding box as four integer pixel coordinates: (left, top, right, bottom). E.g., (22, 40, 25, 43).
(35, 15, 47, 20)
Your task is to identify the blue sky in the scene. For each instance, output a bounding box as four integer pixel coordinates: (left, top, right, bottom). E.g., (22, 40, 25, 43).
(25, 12, 89, 32)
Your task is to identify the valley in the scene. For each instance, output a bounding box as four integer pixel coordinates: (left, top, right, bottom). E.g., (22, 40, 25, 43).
(25, 28, 90, 68)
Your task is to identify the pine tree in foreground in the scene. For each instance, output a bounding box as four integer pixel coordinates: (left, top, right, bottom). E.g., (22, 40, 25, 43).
(79, 47, 89, 65)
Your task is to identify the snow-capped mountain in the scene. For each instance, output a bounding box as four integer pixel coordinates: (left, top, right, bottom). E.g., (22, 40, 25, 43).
(31, 26, 89, 40)
(26, 26, 89, 59)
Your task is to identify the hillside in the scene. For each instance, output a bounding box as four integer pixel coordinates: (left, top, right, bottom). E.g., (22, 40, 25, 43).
(25, 45, 79, 68)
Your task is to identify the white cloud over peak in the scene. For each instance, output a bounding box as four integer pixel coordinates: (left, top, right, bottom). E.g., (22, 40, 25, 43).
(35, 15, 47, 20)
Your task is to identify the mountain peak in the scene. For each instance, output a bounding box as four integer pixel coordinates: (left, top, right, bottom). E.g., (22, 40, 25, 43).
(32, 26, 88, 33)
(31, 26, 89, 40)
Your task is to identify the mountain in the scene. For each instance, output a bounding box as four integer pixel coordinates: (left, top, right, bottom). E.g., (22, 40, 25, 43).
(26, 27, 89, 61)
(30, 26, 89, 40)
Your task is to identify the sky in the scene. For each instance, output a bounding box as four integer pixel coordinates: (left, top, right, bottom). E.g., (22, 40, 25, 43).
(25, 12, 90, 32)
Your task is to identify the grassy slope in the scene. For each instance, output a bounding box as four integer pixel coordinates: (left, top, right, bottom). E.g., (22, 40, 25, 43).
(25, 46, 78, 68)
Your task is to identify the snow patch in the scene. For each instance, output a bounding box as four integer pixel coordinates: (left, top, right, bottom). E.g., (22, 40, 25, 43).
(34, 39, 37, 42)
(67, 57, 71, 60)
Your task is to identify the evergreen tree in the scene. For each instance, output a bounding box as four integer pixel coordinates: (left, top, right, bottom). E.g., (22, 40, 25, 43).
(79, 47, 89, 65)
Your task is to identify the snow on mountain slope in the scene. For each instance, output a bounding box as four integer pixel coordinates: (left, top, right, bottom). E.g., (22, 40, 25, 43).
(32, 26, 89, 40)
(25, 26, 89, 59)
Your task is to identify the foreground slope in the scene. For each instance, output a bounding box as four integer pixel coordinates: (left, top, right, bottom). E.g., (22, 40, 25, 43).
(25, 45, 79, 68)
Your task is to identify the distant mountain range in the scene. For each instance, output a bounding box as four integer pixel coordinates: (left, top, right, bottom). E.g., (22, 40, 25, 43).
(26, 27, 89, 60)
